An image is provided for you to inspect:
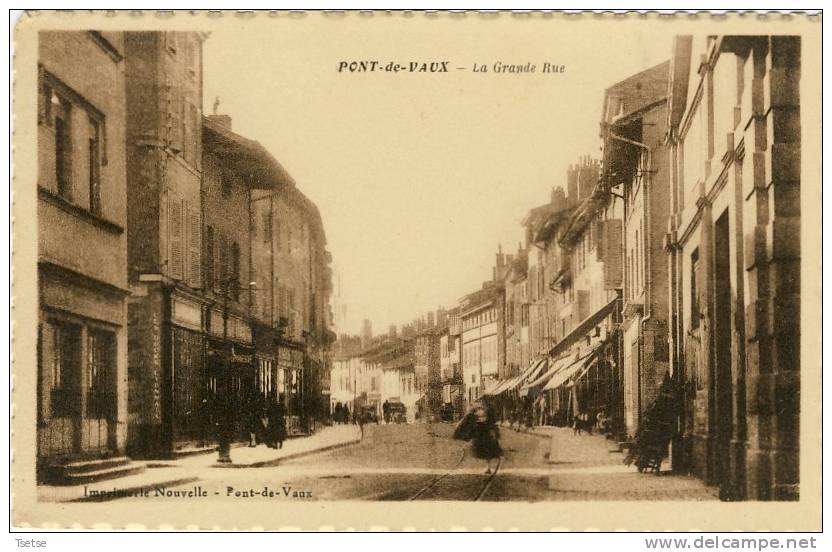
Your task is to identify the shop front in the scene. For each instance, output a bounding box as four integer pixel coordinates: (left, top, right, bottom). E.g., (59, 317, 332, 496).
(205, 306, 255, 442)
(38, 264, 128, 472)
(277, 343, 305, 435)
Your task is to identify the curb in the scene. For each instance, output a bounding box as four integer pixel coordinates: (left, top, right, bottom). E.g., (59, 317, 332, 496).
(212, 437, 362, 469)
(67, 476, 201, 503)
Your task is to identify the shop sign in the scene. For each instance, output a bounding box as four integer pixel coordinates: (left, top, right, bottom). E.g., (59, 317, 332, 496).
(172, 297, 202, 331)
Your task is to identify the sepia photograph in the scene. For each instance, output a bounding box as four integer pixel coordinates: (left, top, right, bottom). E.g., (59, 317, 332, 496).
(10, 9, 822, 532)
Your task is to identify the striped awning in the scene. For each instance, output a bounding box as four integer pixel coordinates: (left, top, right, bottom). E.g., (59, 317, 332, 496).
(543, 344, 602, 391)
(522, 352, 578, 389)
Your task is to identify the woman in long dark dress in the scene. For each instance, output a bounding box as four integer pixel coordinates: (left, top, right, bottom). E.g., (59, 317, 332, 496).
(470, 403, 502, 474)
(267, 401, 288, 449)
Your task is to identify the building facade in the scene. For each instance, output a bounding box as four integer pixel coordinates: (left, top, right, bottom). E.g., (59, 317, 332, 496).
(547, 158, 625, 431)
(124, 31, 210, 457)
(460, 282, 504, 407)
(665, 35, 801, 500)
(439, 308, 463, 418)
(37, 31, 130, 471)
(414, 329, 441, 419)
(601, 61, 672, 437)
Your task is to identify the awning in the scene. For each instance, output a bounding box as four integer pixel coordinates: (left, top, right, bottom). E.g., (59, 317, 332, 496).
(488, 375, 520, 396)
(548, 296, 619, 358)
(517, 357, 550, 397)
(482, 379, 503, 396)
(543, 344, 602, 391)
(523, 352, 578, 389)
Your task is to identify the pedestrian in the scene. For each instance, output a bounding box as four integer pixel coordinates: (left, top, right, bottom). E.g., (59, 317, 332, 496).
(245, 393, 261, 447)
(267, 401, 287, 449)
(344, 405, 351, 425)
(539, 395, 548, 426)
(470, 402, 502, 474)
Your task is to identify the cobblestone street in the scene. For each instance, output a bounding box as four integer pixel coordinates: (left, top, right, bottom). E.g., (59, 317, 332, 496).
(52, 423, 719, 503)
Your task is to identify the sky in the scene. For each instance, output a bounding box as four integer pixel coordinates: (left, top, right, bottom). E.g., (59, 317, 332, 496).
(202, 16, 673, 335)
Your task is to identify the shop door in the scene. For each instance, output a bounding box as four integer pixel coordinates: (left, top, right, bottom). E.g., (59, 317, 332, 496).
(39, 320, 83, 457)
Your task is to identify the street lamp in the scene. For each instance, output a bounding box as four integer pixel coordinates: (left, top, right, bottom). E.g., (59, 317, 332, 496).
(216, 276, 257, 464)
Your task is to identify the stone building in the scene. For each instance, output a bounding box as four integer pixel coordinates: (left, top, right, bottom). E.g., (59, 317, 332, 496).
(439, 308, 463, 418)
(665, 35, 801, 500)
(600, 61, 672, 437)
(545, 158, 625, 431)
(414, 328, 441, 419)
(201, 115, 279, 442)
(502, 245, 529, 380)
(124, 31, 208, 457)
(460, 279, 505, 407)
(249, 159, 335, 434)
(37, 31, 130, 476)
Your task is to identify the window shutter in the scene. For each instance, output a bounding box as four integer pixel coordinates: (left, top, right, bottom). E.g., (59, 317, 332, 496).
(216, 234, 228, 293)
(168, 195, 184, 280)
(603, 219, 623, 290)
(186, 205, 201, 289)
(595, 220, 605, 261)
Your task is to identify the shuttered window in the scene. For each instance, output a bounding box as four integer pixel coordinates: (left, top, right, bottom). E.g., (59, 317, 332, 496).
(186, 206, 201, 289)
(231, 241, 240, 301)
(217, 234, 228, 293)
(602, 219, 623, 290)
(204, 226, 214, 291)
(168, 195, 184, 280)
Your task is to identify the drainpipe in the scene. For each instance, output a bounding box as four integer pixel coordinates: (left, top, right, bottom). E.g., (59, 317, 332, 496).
(607, 129, 653, 427)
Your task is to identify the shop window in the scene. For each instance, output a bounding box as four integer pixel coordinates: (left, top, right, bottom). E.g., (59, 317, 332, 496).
(86, 328, 115, 419)
(49, 320, 82, 418)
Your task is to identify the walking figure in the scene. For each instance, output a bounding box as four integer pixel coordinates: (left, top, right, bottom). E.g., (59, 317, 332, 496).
(457, 401, 503, 475)
(266, 401, 287, 449)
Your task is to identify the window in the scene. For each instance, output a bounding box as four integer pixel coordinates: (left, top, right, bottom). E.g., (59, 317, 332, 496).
(54, 97, 73, 199)
(49, 320, 81, 418)
(257, 359, 275, 398)
(691, 248, 700, 329)
(40, 72, 107, 213)
(88, 116, 102, 214)
(263, 212, 272, 244)
(231, 242, 241, 301)
(86, 329, 115, 419)
(204, 226, 215, 290)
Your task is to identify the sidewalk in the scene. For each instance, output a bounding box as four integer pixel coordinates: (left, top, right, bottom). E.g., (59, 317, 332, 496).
(37, 425, 362, 503)
(544, 426, 718, 500)
(499, 422, 555, 439)
(178, 424, 362, 468)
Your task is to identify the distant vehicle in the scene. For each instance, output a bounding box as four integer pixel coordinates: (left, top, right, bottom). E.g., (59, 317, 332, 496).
(359, 405, 378, 424)
(387, 401, 407, 424)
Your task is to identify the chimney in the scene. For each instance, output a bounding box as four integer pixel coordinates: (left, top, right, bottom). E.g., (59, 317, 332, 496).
(207, 114, 232, 130)
(551, 186, 567, 207)
(567, 164, 578, 207)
